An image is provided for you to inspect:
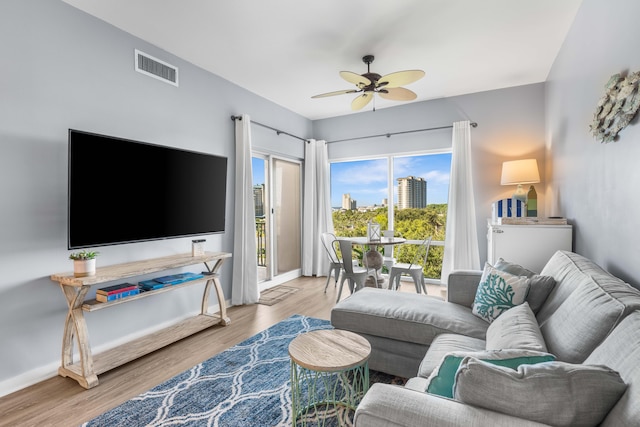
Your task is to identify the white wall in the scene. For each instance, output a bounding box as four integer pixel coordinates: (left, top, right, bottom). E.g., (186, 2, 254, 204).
(0, 0, 311, 395)
(545, 0, 640, 288)
(314, 83, 548, 265)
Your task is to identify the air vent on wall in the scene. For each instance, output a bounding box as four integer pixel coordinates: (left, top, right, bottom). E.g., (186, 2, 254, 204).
(135, 49, 179, 87)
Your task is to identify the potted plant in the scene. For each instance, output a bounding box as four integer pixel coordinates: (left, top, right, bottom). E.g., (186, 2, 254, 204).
(69, 250, 99, 277)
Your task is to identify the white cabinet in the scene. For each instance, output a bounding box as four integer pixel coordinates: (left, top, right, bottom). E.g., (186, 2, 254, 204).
(487, 222, 572, 273)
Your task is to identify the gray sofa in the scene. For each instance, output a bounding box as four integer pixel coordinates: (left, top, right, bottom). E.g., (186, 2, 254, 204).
(331, 250, 640, 426)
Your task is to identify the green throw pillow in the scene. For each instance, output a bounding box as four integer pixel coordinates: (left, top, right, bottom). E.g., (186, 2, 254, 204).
(426, 349, 555, 399)
(471, 263, 530, 323)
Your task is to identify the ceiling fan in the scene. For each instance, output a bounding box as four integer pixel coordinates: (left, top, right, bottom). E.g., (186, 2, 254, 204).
(312, 55, 425, 111)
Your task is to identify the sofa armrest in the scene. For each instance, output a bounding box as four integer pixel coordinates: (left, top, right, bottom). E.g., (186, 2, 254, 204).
(446, 270, 482, 307)
(354, 383, 549, 427)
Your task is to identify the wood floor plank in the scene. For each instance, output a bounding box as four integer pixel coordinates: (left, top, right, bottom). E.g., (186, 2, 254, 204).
(0, 276, 441, 427)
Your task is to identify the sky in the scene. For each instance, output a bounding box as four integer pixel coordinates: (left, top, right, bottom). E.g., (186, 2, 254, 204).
(330, 153, 452, 208)
(252, 153, 452, 208)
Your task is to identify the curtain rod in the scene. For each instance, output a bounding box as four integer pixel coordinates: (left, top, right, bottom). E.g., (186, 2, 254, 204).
(326, 122, 478, 144)
(230, 115, 307, 142)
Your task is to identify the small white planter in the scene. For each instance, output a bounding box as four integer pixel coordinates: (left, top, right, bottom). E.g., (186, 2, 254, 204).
(73, 258, 96, 277)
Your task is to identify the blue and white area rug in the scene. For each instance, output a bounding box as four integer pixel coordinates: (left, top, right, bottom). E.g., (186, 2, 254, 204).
(82, 314, 405, 427)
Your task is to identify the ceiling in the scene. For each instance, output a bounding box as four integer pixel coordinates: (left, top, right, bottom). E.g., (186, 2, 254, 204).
(62, 0, 583, 120)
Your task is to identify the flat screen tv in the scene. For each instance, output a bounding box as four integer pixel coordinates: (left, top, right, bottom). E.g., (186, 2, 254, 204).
(68, 129, 227, 249)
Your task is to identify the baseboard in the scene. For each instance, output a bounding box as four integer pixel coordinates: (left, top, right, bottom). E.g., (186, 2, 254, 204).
(0, 298, 232, 398)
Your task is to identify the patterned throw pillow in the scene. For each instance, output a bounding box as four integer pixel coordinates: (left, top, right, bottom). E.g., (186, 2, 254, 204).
(471, 263, 530, 323)
(493, 258, 557, 313)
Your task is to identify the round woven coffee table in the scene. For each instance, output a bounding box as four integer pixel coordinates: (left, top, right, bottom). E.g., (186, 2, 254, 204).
(288, 329, 371, 426)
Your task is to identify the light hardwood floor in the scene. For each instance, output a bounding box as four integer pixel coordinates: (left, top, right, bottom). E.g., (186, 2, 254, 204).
(0, 276, 442, 427)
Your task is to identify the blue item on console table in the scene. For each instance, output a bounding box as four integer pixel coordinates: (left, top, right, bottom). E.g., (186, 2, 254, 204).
(96, 288, 140, 303)
(153, 272, 205, 285)
(96, 283, 138, 295)
(139, 279, 165, 291)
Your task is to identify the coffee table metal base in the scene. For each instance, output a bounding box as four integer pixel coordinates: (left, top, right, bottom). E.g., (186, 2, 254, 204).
(290, 360, 369, 426)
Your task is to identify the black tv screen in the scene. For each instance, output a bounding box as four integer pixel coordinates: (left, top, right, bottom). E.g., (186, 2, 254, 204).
(68, 129, 227, 249)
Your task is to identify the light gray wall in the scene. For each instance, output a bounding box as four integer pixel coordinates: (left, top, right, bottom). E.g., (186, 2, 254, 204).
(545, 0, 640, 288)
(314, 83, 548, 265)
(0, 0, 310, 395)
(0, 0, 563, 396)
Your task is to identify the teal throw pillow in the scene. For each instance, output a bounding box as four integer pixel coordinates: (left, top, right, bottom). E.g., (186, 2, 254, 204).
(426, 349, 555, 399)
(472, 263, 530, 323)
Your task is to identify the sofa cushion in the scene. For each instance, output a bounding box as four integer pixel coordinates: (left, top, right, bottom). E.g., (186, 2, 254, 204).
(471, 264, 530, 323)
(493, 257, 536, 276)
(585, 311, 640, 427)
(494, 258, 556, 313)
(418, 333, 486, 378)
(424, 349, 555, 399)
(454, 358, 627, 427)
(536, 251, 640, 324)
(485, 302, 547, 352)
(357, 333, 430, 379)
(405, 376, 430, 392)
(540, 278, 624, 363)
(331, 288, 489, 346)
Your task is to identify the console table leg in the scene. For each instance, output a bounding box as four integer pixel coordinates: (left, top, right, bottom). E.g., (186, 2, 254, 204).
(204, 259, 230, 326)
(59, 284, 98, 389)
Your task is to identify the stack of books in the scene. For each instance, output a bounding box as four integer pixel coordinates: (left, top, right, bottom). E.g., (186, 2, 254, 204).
(139, 272, 205, 291)
(96, 283, 140, 303)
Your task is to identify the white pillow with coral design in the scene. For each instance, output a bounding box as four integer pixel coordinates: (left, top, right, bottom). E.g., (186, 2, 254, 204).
(471, 263, 530, 323)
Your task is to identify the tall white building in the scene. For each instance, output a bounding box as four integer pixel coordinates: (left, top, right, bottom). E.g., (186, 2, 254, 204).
(397, 176, 427, 209)
(342, 193, 356, 210)
(253, 184, 265, 217)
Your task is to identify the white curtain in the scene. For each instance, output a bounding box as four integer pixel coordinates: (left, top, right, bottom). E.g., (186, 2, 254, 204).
(232, 114, 259, 305)
(302, 139, 334, 277)
(441, 121, 480, 284)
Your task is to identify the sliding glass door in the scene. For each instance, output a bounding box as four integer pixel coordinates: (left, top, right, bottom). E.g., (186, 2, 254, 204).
(252, 155, 302, 286)
(272, 158, 301, 276)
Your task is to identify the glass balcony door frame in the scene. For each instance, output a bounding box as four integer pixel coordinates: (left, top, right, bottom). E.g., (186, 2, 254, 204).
(253, 151, 303, 290)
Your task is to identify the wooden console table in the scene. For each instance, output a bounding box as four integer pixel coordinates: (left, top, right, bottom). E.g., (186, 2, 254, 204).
(50, 251, 231, 389)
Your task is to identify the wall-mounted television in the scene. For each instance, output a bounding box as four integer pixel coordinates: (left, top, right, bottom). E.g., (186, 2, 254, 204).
(68, 129, 227, 249)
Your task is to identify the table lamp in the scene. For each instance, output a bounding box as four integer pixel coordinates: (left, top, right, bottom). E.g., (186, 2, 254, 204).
(500, 159, 540, 214)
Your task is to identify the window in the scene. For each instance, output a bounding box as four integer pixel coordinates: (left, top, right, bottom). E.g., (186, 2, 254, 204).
(330, 152, 451, 281)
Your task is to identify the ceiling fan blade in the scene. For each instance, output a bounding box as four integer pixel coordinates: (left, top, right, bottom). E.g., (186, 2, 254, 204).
(311, 89, 359, 99)
(340, 71, 372, 88)
(351, 92, 374, 111)
(379, 87, 417, 101)
(377, 70, 425, 88)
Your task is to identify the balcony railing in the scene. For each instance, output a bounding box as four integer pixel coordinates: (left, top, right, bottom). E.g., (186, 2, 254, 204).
(256, 222, 266, 266)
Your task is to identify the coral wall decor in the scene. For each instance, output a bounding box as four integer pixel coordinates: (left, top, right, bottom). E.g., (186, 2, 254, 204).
(589, 71, 640, 143)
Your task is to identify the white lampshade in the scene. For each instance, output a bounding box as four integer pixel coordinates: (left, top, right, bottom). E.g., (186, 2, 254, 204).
(501, 159, 540, 185)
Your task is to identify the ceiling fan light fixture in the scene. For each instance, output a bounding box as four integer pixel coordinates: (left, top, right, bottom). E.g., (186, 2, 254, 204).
(312, 55, 425, 110)
(339, 71, 371, 87)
